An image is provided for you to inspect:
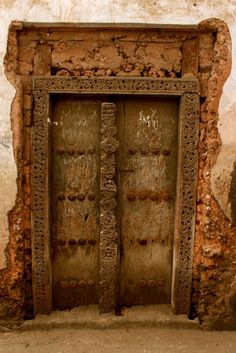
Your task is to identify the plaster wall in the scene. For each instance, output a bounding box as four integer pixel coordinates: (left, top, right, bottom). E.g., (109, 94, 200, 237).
(0, 0, 235, 301)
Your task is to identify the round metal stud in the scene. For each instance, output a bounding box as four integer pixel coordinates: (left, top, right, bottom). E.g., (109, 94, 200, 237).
(139, 279, 147, 288)
(68, 147, 76, 156)
(67, 193, 76, 202)
(160, 189, 171, 201)
(127, 192, 136, 201)
(57, 192, 66, 201)
(128, 147, 137, 155)
(87, 193, 96, 201)
(58, 239, 66, 246)
(78, 238, 86, 245)
(149, 191, 159, 201)
(78, 280, 87, 288)
(151, 147, 160, 155)
(69, 280, 77, 288)
(148, 279, 157, 288)
(68, 238, 77, 246)
(140, 145, 150, 155)
(87, 146, 95, 155)
(138, 190, 149, 201)
(77, 148, 85, 155)
(88, 280, 96, 287)
(57, 146, 66, 156)
(139, 238, 147, 245)
(77, 193, 85, 201)
(59, 280, 68, 289)
(88, 239, 96, 245)
(162, 149, 170, 156)
(158, 280, 165, 286)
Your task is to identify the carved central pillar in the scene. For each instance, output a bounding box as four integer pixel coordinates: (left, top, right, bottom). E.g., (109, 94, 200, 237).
(99, 102, 119, 313)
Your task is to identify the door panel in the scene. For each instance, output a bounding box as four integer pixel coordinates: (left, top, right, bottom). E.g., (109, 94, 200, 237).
(50, 95, 101, 309)
(116, 97, 179, 305)
(50, 94, 179, 309)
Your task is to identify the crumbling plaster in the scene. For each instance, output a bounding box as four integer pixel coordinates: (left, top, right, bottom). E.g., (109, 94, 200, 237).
(0, 1, 235, 282)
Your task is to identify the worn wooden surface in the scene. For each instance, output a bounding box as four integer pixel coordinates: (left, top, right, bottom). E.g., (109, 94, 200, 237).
(51, 96, 101, 309)
(116, 97, 179, 305)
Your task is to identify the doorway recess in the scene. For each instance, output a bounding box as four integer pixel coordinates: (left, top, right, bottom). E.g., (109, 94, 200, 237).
(32, 76, 199, 315)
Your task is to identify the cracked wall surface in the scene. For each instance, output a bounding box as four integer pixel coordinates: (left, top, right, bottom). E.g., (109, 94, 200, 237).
(0, 0, 235, 329)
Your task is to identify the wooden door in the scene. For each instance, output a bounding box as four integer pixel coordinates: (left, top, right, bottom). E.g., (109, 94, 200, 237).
(50, 95, 101, 309)
(116, 96, 179, 306)
(50, 94, 179, 310)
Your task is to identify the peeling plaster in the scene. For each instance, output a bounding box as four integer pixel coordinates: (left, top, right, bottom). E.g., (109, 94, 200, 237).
(0, 1, 235, 271)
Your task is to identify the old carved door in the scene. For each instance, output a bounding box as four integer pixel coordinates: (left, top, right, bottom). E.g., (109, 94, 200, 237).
(50, 94, 178, 309)
(116, 96, 179, 306)
(51, 95, 101, 309)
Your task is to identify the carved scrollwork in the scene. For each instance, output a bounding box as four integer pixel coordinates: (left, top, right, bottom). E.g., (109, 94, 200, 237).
(99, 103, 119, 313)
(32, 90, 51, 314)
(172, 92, 200, 314)
(33, 77, 198, 94)
(32, 77, 199, 315)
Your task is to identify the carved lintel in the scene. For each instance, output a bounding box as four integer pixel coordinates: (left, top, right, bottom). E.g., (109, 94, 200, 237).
(33, 77, 199, 95)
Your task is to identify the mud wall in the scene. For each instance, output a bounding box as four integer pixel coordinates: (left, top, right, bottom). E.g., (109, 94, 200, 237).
(0, 1, 235, 329)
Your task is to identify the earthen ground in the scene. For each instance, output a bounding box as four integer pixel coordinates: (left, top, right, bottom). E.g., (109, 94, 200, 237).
(0, 327, 236, 353)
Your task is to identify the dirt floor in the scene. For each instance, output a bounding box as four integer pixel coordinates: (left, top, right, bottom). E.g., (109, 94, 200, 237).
(0, 327, 235, 353)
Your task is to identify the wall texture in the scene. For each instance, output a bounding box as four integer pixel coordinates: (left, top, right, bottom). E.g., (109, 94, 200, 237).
(0, 0, 236, 329)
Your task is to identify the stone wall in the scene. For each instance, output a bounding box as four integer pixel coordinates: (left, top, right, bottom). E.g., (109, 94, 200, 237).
(0, 1, 236, 329)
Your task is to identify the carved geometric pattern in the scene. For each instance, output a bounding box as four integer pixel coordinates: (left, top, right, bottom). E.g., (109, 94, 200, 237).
(172, 92, 200, 314)
(33, 77, 198, 94)
(32, 77, 199, 315)
(99, 103, 119, 313)
(32, 90, 51, 314)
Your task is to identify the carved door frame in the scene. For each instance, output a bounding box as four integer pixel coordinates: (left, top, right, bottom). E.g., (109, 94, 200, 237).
(32, 76, 199, 315)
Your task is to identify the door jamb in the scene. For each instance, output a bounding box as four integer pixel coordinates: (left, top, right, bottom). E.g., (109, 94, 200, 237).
(32, 76, 200, 315)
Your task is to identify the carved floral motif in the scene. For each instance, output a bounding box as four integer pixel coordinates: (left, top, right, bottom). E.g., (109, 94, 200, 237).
(32, 77, 199, 314)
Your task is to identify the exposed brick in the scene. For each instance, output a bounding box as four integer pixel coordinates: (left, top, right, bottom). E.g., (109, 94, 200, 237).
(2, 20, 234, 329)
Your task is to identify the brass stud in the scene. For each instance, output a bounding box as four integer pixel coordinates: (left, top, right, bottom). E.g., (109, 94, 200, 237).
(67, 193, 76, 202)
(87, 193, 96, 201)
(128, 147, 137, 155)
(149, 191, 159, 201)
(148, 279, 157, 288)
(59, 280, 68, 289)
(127, 192, 136, 201)
(162, 149, 170, 156)
(139, 279, 147, 288)
(67, 147, 76, 156)
(139, 239, 147, 245)
(68, 239, 77, 246)
(158, 280, 165, 286)
(57, 192, 66, 201)
(151, 147, 160, 155)
(77, 148, 85, 155)
(88, 239, 96, 245)
(69, 280, 77, 288)
(160, 189, 171, 201)
(140, 145, 150, 155)
(77, 193, 85, 201)
(78, 280, 87, 288)
(78, 238, 86, 245)
(57, 146, 66, 156)
(87, 147, 95, 155)
(138, 190, 149, 201)
(88, 280, 96, 287)
(58, 239, 66, 246)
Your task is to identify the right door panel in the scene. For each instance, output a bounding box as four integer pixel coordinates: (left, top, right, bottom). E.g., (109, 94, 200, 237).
(116, 96, 179, 305)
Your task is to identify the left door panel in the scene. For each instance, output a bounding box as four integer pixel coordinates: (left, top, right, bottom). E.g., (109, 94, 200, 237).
(51, 95, 101, 309)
